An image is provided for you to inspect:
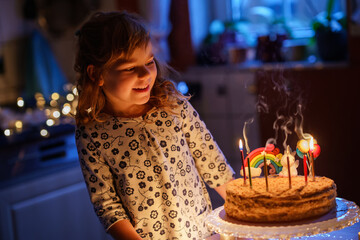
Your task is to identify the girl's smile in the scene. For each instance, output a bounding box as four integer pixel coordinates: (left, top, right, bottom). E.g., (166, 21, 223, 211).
(133, 85, 150, 92)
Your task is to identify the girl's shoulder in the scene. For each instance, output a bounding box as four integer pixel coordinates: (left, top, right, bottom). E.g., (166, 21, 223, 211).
(75, 114, 118, 134)
(171, 98, 192, 112)
(156, 99, 191, 119)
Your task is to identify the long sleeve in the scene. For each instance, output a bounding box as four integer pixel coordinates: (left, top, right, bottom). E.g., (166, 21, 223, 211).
(180, 101, 235, 188)
(75, 126, 130, 230)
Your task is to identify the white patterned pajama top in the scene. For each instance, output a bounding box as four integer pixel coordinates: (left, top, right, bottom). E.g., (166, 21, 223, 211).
(75, 100, 235, 240)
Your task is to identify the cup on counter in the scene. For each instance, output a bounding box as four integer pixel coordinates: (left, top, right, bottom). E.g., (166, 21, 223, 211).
(227, 44, 247, 64)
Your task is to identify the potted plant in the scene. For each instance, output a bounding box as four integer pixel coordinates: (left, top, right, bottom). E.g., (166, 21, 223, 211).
(312, 0, 347, 61)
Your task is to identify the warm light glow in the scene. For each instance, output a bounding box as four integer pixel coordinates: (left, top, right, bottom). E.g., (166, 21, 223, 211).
(66, 93, 75, 101)
(35, 92, 43, 99)
(40, 129, 49, 137)
(50, 99, 58, 107)
(52, 110, 61, 118)
(45, 109, 51, 116)
(298, 139, 309, 153)
(36, 96, 46, 108)
(15, 120, 23, 129)
(4, 129, 12, 136)
(62, 104, 71, 115)
(17, 97, 24, 107)
(37, 98, 46, 104)
(239, 139, 243, 150)
(309, 137, 314, 152)
(51, 92, 60, 100)
(72, 87, 78, 95)
(46, 119, 55, 126)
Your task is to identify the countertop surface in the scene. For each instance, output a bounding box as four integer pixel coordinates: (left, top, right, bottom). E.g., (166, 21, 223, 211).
(0, 125, 77, 189)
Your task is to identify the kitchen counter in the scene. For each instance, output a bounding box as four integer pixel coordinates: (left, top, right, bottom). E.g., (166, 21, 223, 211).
(0, 159, 110, 240)
(0, 124, 77, 189)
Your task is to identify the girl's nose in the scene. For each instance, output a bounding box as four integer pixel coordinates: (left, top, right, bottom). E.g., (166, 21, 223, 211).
(138, 66, 151, 79)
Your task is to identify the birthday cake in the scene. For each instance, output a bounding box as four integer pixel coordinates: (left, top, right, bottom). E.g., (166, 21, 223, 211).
(226, 138, 337, 223)
(224, 175, 337, 222)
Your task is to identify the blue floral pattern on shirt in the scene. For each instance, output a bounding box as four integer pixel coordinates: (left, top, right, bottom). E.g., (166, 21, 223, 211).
(75, 100, 235, 240)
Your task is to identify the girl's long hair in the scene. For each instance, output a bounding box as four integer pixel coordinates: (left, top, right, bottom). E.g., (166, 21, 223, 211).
(74, 11, 187, 125)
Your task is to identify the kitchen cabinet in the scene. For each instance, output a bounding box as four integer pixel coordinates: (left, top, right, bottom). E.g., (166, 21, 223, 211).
(0, 164, 111, 240)
(182, 68, 261, 174)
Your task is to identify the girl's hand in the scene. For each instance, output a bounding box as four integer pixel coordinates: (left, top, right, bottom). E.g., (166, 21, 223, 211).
(108, 219, 142, 240)
(214, 178, 235, 199)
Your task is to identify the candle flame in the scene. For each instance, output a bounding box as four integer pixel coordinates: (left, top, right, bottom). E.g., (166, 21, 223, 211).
(239, 139, 243, 150)
(309, 137, 314, 152)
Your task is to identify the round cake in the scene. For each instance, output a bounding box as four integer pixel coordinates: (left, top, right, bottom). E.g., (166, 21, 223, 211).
(224, 176, 337, 222)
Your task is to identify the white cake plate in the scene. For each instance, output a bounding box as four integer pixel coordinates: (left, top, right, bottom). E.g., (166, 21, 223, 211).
(205, 198, 359, 240)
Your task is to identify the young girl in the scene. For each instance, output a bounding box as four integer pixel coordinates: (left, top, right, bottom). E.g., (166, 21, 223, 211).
(74, 11, 234, 240)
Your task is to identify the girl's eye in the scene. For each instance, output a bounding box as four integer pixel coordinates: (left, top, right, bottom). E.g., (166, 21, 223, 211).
(146, 60, 155, 66)
(124, 67, 135, 72)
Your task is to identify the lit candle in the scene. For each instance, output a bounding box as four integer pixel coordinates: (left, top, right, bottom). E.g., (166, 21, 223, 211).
(239, 139, 246, 185)
(263, 151, 269, 191)
(303, 154, 308, 184)
(309, 137, 315, 181)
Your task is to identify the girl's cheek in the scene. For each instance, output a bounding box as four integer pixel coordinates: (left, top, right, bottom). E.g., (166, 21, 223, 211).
(152, 68, 158, 78)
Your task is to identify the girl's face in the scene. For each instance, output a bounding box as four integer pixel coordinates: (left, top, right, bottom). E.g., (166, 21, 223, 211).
(100, 42, 157, 115)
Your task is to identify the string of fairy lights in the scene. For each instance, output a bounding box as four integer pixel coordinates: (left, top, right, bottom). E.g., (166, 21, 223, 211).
(1, 83, 78, 139)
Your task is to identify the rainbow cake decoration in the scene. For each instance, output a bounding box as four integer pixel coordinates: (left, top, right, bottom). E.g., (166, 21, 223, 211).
(240, 136, 321, 178)
(240, 144, 283, 177)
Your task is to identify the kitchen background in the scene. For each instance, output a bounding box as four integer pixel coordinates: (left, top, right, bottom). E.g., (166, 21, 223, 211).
(0, 0, 360, 239)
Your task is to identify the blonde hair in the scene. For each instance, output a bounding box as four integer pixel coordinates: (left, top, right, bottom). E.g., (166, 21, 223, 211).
(74, 11, 187, 125)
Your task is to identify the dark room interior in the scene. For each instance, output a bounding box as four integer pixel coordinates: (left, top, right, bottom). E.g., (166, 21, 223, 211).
(1, 0, 360, 239)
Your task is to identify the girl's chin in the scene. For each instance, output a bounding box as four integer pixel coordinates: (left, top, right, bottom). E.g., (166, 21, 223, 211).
(136, 95, 151, 105)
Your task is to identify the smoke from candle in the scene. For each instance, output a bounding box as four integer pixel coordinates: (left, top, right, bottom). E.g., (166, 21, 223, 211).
(294, 104, 305, 139)
(265, 137, 276, 147)
(294, 104, 312, 141)
(257, 69, 307, 151)
(243, 118, 254, 154)
(280, 114, 294, 150)
(256, 95, 269, 114)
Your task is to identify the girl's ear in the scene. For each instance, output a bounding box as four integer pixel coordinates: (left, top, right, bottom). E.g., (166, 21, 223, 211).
(87, 65, 96, 82)
(87, 65, 104, 86)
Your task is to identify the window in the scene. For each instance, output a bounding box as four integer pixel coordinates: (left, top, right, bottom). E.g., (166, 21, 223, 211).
(189, 0, 347, 63)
